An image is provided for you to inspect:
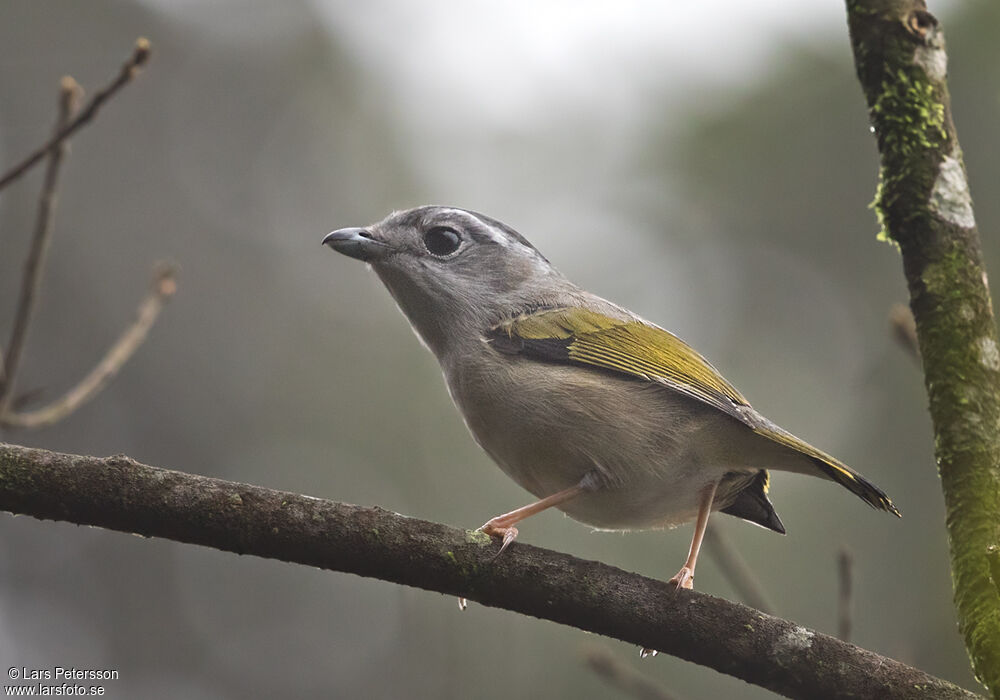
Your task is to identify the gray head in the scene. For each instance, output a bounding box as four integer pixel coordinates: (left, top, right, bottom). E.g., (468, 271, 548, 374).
(323, 206, 576, 357)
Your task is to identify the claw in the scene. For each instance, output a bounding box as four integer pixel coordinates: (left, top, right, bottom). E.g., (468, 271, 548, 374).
(668, 566, 694, 590)
(479, 520, 519, 561)
(494, 527, 518, 559)
(639, 647, 659, 658)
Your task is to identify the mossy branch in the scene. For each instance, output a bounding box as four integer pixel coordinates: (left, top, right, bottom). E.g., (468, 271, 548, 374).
(0, 442, 980, 700)
(845, 0, 1000, 694)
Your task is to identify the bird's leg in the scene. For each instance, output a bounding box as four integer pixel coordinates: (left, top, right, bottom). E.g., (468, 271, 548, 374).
(668, 481, 718, 590)
(479, 477, 593, 558)
(640, 481, 720, 657)
(458, 475, 596, 610)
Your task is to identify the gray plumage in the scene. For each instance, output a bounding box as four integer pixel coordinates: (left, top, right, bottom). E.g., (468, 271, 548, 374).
(323, 205, 897, 537)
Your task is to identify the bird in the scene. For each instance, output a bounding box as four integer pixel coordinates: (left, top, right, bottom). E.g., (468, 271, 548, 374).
(322, 205, 899, 594)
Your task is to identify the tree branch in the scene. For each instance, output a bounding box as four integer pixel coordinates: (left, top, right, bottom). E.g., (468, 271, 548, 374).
(0, 38, 150, 192)
(0, 77, 82, 409)
(0, 442, 979, 700)
(704, 524, 775, 614)
(0, 264, 177, 430)
(846, 0, 1000, 693)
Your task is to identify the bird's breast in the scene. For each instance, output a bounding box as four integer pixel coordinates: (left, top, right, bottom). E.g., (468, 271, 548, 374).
(442, 348, 739, 530)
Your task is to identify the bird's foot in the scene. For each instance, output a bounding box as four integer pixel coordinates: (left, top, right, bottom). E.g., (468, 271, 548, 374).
(455, 521, 519, 609)
(479, 519, 519, 560)
(639, 647, 659, 658)
(668, 566, 694, 590)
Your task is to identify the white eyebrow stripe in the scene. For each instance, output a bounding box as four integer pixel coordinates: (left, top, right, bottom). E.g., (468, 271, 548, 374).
(435, 208, 512, 248)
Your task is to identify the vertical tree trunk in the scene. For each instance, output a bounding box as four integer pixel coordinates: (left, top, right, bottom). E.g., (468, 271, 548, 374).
(846, 0, 1000, 693)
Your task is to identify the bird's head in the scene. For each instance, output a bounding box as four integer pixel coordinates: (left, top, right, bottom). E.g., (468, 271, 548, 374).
(323, 206, 571, 355)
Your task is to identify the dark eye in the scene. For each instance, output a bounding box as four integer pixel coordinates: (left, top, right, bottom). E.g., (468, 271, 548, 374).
(423, 226, 462, 256)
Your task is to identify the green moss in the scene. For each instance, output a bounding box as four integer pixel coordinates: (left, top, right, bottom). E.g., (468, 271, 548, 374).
(921, 245, 1000, 691)
(464, 529, 492, 547)
(923, 248, 971, 300)
(441, 548, 480, 579)
(870, 67, 947, 245)
(849, 11, 1000, 691)
(968, 609, 1000, 687)
(987, 546, 1000, 598)
(871, 178, 897, 248)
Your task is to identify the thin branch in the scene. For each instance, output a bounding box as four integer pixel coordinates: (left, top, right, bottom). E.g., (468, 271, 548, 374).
(0, 443, 980, 700)
(0, 38, 150, 192)
(704, 523, 776, 615)
(889, 303, 920, 360)
(0, 77, 82, 410)
(0, 265, 177, 430)
(837, 547, 854, 643)
(847, 0, 1000, 693)
(582, 645, 681, 700)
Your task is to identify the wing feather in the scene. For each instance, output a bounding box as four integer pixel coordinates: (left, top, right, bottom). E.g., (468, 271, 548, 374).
(487, 306, 900, 517)
(488, 306, 749, 419)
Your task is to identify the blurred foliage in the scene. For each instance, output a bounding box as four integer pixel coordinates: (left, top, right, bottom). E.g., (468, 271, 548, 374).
(0, 0, 996, 697)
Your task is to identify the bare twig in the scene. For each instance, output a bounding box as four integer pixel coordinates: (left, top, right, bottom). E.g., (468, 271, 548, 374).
(704, 523, 776, 614)
(0, 265, 177, 429)
(889, 303, 920, 360)
(837, 547, 854, 642)
(0, 443, 981, 700)
(583, 645, 681, 700)
(0, 38, 150, 192)
(0, 39, 166, 431)
(0, 77, 82, 411)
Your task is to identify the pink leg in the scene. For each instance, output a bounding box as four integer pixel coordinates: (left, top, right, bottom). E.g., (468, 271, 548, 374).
(459, 478, 593, 610)
(641, 481, 719, 657)
(668, 481, 718, 590)
(479, 482, 588, 557)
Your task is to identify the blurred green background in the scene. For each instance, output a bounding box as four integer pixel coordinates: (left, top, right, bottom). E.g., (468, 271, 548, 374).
(1, 1, 997, 697)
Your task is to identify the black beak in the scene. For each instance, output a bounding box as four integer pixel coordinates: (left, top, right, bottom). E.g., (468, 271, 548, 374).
(322, 227, 390, 262)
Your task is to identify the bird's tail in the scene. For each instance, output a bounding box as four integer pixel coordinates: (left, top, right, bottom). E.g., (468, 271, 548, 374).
(753, 422, 900, 516)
